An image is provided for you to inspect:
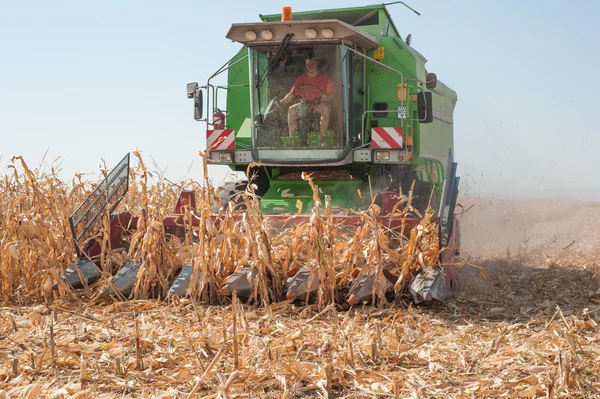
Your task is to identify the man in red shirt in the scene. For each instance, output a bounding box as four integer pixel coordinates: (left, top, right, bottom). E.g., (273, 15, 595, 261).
(279, 54, 335, 146)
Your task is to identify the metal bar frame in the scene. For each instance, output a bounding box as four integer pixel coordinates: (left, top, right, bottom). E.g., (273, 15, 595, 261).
(204, 48, 249, 127)
(69, 153, 130, 257)
(341, 42, 405, 146)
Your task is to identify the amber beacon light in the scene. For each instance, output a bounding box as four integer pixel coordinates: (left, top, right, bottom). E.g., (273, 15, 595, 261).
(282, 6, 292, 21)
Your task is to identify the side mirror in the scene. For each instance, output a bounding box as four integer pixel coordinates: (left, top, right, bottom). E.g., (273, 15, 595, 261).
(194, 90, 203, 121)
(426, 73, 437, 89)
(187, 82, 198, 99)
(186, 82, 203, 121)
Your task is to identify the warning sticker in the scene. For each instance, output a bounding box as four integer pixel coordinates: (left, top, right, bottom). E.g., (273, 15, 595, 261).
(374, 46, 385, 59)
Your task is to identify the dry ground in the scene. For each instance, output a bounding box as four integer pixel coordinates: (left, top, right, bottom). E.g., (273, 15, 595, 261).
(1, 197, 600, 398)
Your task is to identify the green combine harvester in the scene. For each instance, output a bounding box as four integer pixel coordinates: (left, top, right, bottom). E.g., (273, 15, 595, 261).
(62, 2, 461, 304)
(186, 3, 461, 302)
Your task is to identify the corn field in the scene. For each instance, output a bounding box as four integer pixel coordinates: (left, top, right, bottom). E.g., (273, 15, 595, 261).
(1, 154, 599, 398)
(0, 152, 442, 307)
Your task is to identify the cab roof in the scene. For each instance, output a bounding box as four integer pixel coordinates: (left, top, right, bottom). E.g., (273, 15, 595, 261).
(259, 4, 400, 38)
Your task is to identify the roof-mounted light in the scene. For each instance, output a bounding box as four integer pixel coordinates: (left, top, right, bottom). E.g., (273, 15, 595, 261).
(226, 20, 381, 49)
(261, 30, 273, 40)
(321, 28, 334, 39)
(244, 30, 257, 41)
(282, 6, 292, 21)
(304, 28, 317, 39)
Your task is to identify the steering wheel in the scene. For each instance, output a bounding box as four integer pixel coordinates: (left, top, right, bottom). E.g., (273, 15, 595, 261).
(293, 83, 326, 104)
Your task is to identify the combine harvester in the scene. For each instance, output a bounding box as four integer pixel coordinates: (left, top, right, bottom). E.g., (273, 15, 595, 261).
(63, 2, 460, 305)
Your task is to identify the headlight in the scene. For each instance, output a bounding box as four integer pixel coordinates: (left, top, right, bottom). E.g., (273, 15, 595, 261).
(321, 28, 334, 38)
(244, 30, 257, 41)
(261, 30, 273, 40)
(375, 151, 390, 161)
(304, 28, 317, 39)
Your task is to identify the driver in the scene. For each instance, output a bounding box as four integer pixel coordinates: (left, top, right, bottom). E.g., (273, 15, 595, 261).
(279, 54, 335, 146)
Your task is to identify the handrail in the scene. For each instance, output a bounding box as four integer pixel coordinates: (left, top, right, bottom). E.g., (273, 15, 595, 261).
(360, 109, 404, 146)
(424, 157, 444, 199)
(215, 84, 250, 113)
(205, 50, 248, 126)
(341, 42, 405, 145)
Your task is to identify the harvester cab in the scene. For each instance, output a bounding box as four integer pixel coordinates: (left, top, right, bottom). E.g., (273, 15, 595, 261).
(188, 4, 458, 216)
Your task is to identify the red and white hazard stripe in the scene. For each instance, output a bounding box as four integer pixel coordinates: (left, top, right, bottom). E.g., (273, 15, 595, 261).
(370, 127, 403, 149)
(206, 129, 235, 151)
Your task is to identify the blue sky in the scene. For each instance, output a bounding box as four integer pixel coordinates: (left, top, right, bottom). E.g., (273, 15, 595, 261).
(1, 1, 599, 199)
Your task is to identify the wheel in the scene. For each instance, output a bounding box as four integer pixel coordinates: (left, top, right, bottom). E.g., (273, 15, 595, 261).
(217, 168, 270, 212)
(293, 82, 326, 102)
(228, 180, 249, 210)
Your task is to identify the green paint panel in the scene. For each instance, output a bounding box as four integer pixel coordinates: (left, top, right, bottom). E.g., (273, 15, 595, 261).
(226, 48, 251, 147)
(260, 179, 362, 214)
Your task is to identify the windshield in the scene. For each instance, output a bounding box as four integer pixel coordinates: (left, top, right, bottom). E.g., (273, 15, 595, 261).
(250, 44, 346, 162)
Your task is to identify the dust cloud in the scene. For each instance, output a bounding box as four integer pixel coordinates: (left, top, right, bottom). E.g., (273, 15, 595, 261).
(455, 196, 600, 317)
(458, 196, 600, 265)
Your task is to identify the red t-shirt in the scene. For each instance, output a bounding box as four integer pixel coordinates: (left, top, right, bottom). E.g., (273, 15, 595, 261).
(291, 72, 335, 102)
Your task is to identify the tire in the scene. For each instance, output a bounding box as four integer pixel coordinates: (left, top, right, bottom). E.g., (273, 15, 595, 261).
(228, 180, 249, 210)
(214, 181, 239, 211)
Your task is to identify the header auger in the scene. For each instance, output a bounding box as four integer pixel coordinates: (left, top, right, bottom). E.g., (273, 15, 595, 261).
(62, 3, 460, 307)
